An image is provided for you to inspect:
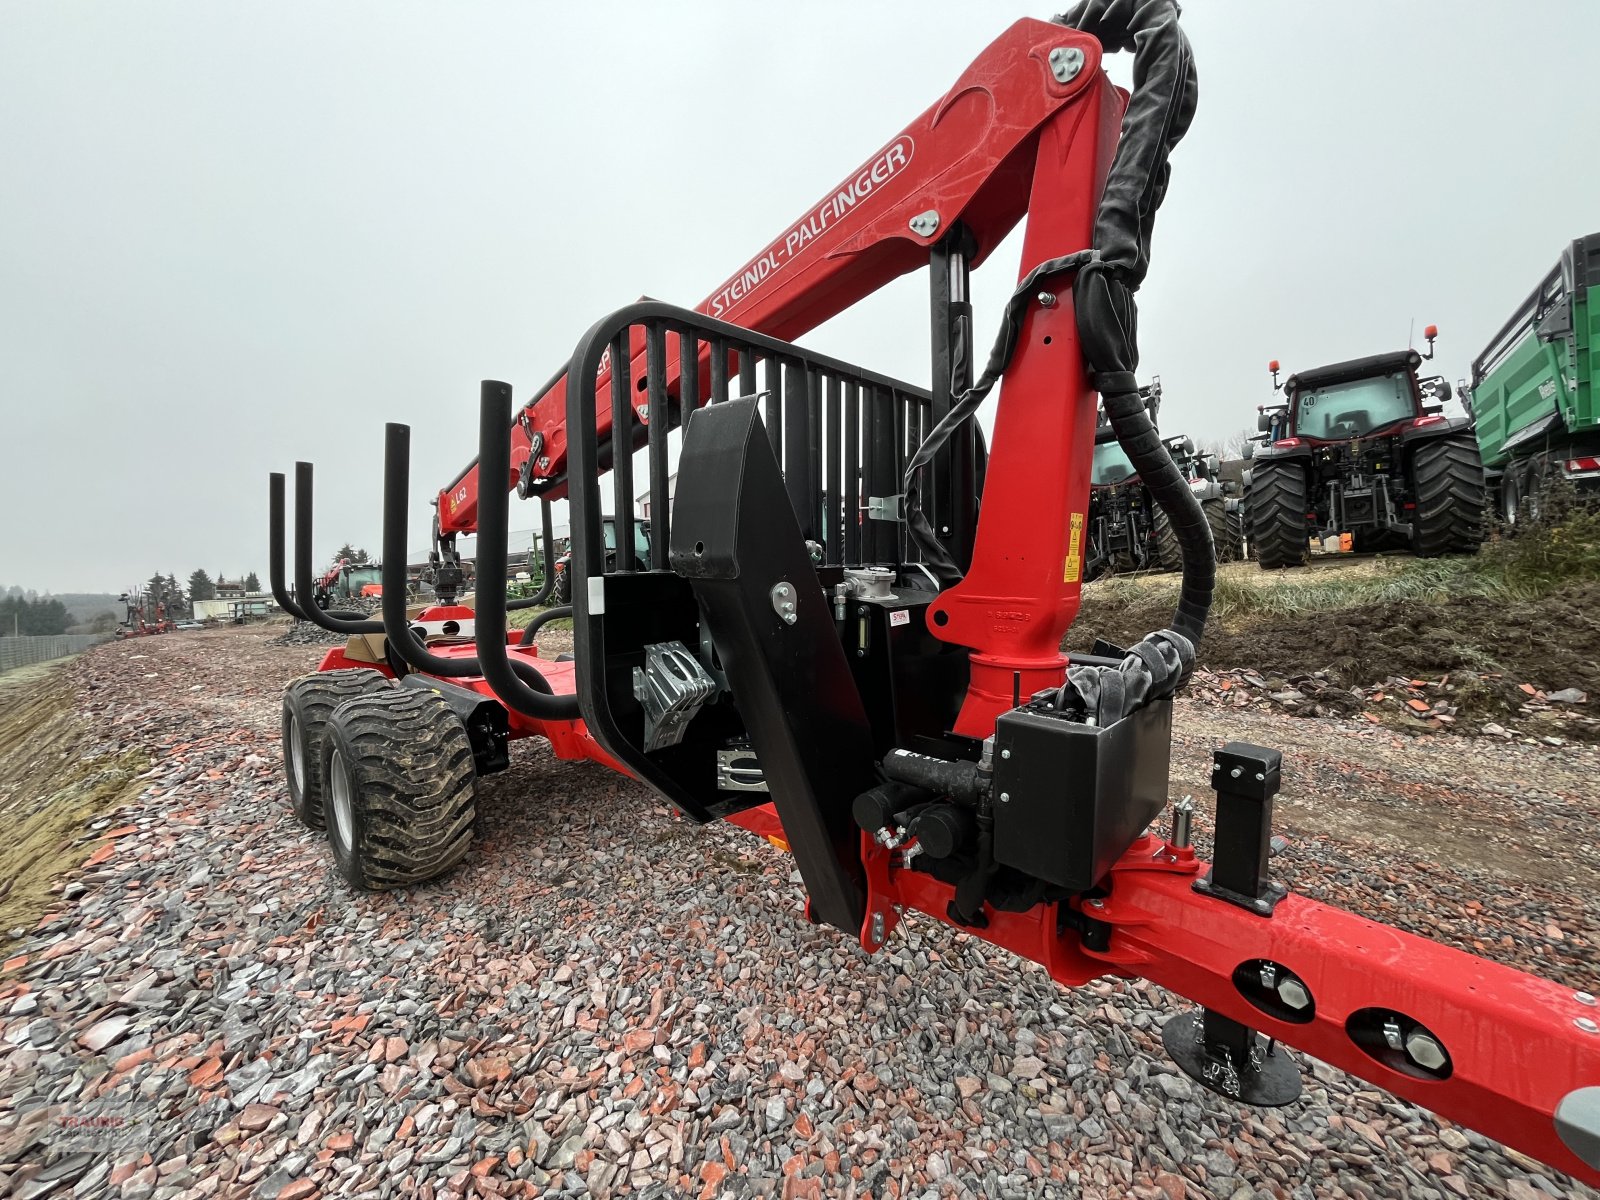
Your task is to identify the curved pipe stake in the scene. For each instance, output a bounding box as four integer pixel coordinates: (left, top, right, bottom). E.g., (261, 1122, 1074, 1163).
(382, 420, 575, 715)
(293, 462, 384, 635)
(473, 381, 580, 721)
(269, 472, 311, 622)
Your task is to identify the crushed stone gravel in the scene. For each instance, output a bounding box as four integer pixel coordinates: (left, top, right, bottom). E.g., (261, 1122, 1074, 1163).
(0, 625, 1595, 1200)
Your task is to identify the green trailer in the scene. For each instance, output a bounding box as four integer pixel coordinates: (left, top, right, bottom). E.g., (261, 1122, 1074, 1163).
(1468, 232, 1600, 523)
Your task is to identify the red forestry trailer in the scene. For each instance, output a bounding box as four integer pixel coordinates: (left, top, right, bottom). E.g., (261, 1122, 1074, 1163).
(267, 6, 1599, 1185)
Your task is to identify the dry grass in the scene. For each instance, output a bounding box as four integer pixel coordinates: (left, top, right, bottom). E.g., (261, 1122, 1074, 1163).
(0, 661, 147, 943)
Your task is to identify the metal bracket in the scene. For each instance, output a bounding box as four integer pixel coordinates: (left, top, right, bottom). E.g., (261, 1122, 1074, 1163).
(716, 746, 768, 794)
(908, 210, 940, 238)
(1194, 742, 1287, 916)
(769, 581, 799, 625)
(865, 494, 905, 522)
(1049, 46, 1085, 83)
(515, 425, 545, 499)
(631, 641, 718, 753)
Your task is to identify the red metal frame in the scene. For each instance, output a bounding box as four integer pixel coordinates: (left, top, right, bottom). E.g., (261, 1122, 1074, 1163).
(306, 18, 1600, 1185)
(435, 19, 1110, 535)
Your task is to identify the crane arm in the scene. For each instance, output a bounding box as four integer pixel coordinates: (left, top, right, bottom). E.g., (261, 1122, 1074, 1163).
(436, 16, 1109, 534)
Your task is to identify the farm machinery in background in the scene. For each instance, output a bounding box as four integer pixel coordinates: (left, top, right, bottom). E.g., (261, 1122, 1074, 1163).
(264, 7, 1600, 1186)
(1465, 231, 1600, 524)
(113, 587, 175, 639)
(312, 558, 384, 610)
(550, 516, 652, 604)
(1086, 380, 1242, 578)
(1245, 329, 1486, 569)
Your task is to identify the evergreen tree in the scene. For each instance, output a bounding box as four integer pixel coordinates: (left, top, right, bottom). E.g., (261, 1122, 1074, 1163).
(188, 569, 216, 602)
(145, 573, 167, 620)
(0, 595, 70, 636)
(243, 570, 261, 592)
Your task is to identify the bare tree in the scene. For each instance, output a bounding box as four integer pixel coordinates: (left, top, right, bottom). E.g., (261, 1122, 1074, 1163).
(1197, 427, 1255, 461)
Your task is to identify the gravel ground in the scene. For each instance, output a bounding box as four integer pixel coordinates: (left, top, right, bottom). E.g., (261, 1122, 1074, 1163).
(1, 626, 1596, 1200)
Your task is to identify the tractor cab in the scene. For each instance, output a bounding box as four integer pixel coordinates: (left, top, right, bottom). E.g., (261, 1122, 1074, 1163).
(1292, 369, 1417, 441)
(1090, 435, 1137, 486)
(553, 517, 651, 603)
(1258, 330, 1454, 449)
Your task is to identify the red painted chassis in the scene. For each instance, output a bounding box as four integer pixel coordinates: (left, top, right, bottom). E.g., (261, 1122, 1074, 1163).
(303, 17, 1597, 1185)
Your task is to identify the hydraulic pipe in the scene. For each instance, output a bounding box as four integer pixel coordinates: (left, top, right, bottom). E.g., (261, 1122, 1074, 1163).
(379, 423, 559, 697)
(268, 472, 312, 622)
(474, 381, 582, 721)
(293, 463, 385, 634)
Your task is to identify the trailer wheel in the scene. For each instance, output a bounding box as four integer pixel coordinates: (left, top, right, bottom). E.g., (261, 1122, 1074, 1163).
(319, 688, 477, 890)
(1411, 435, 1486, 557)
(1499, 473, 1522, 527)
(1150, 506, 1182, 572)
(1246, 462, 1309, 569)
(281, 669, 394, 829)
(1203, 497, 1240, 562)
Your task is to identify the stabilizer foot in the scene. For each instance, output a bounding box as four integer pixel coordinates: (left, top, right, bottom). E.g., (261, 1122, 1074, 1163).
(1161, 1010, 1301, 1107)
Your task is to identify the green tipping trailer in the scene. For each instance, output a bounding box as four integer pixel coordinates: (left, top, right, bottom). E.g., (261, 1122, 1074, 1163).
(1468, 232, 1600, 523)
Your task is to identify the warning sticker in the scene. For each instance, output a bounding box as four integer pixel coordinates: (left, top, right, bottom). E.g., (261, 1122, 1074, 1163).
(1063, 512, 1085, 582)
(889, 609, 911, 627)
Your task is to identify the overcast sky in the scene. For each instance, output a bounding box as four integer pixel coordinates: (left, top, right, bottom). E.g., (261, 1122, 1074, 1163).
(4, 1, 1598, 593)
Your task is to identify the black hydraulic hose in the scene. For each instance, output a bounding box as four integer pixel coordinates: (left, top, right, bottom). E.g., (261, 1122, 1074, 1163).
(1061, 0, 1211, 647)
(506, 499, 557, 611)
(293, 463, 386, 634)
(518, 604, 572, 648)
(380, 423, 559, 697)
(474, 382, 583, 721)
(269, 472, 313, 622)
(1102, 388, 1211, 646)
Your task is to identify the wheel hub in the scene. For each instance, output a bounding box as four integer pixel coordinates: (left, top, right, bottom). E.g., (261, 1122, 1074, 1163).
(288, 713, 305, 793)
(330, 748, 355, 850)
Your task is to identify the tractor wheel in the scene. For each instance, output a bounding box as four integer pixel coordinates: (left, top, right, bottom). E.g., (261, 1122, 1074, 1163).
(282, 670, 394, 829)
(1203, 497, 1239, 563)
(1227, 506, 1246, 560)
(1247, 462, 1310, 570)
(319, 688, 477, 890)
(552, 566, 572, 605)
(1150, 506, 1182, 572)
(1411, 435, 1486, 557)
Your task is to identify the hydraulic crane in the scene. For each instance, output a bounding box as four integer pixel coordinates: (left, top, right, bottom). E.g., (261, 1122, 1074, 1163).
(267, 5, 1600, 1186)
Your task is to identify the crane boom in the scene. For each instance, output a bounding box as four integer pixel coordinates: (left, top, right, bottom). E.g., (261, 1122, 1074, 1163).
(435, 17, 1110, 535)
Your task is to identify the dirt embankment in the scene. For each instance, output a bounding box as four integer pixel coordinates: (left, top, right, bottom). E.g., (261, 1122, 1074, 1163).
(1070, 577, 1600, 731)
(0, 661, 147, 940)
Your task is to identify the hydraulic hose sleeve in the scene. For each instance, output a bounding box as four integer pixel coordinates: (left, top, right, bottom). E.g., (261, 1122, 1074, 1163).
(1102, 381, 1213, 645)
(1061, 0, 1211, 648)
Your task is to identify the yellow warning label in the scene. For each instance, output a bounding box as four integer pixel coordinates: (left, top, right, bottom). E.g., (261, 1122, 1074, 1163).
(1064, 512, 1084, 582)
